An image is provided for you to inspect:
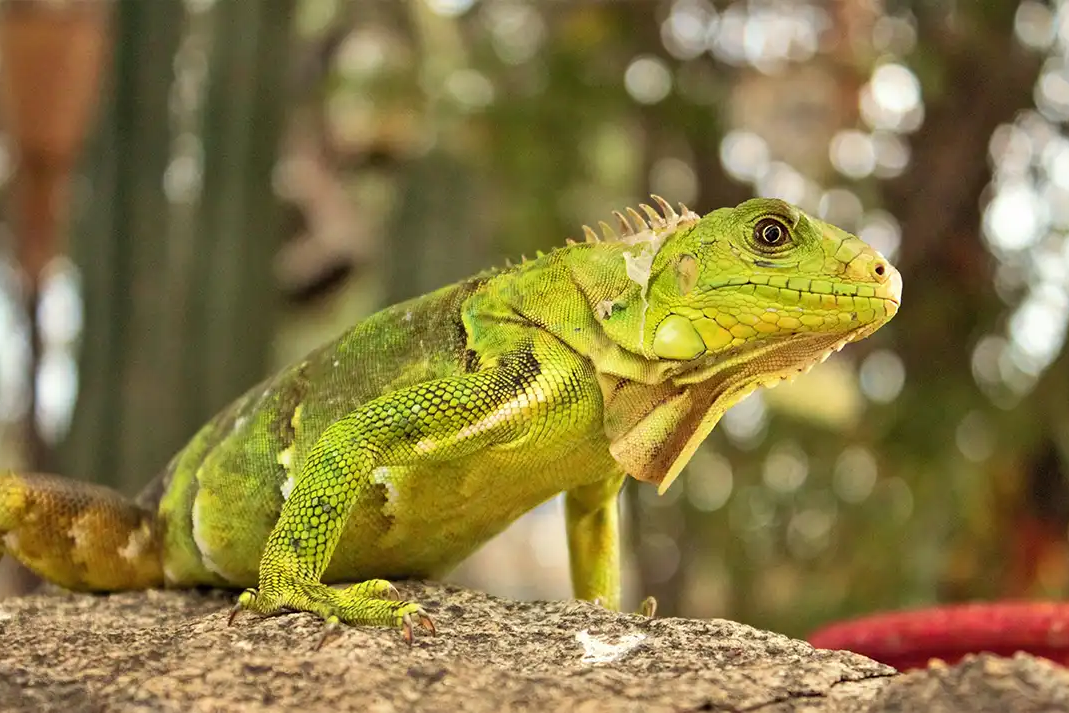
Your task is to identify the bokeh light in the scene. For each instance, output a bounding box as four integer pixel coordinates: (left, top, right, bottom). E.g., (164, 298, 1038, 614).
(660, 0, 717, 61)
(649, 156, 699, 206)
(956, 410, 996, 463)
(719, 130, 770, 183)
(860, 62, 924, 133)
(483, 1, 544, 65)
(762, 440, 809, 494)
(858, 210, 902, 261)
(833, 446, 878, 504)
(980, 15, 1069, 396)
(687, 450, 734, 512)
(721, 392, 768, 447)
(829, 130, 877, 180)
(858, 349, 906, 404)
(445, 68, 495, 110)
(424, 0, 476, 18)
(624, 55, 673, 105)
(1015, 0, 1056, 50)
(0, 260, 30, 424)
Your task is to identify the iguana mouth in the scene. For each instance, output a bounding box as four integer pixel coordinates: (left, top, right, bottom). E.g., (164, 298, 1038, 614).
(702, 248, 903, 307)
(704, 275, 902, 311)
(706, 275, 901, 302)
(670, 270, 900, 403)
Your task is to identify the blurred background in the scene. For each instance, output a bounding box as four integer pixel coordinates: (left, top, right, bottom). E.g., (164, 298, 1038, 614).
(0, 0, 1066, 640)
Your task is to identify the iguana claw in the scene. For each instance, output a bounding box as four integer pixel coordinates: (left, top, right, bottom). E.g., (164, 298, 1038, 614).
(228, 588, 258, 626)
(315, 616, 342, 651)
(586, 594, 657, 617)
(400, 609, 436, 645)
(401, 614, 414, 645)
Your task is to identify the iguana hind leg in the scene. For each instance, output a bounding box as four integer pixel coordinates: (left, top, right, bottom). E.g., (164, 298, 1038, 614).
(0, 471, 163, 591)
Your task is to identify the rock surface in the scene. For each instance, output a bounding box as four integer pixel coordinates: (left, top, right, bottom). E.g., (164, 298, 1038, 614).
(1, 582, 1067, 712)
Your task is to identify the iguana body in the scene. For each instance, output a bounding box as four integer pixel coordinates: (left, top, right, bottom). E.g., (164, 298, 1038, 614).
(0, 197, 901, 640)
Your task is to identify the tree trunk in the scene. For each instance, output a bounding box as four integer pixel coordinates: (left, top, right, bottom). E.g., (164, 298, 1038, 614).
(60, 0, 295, 493)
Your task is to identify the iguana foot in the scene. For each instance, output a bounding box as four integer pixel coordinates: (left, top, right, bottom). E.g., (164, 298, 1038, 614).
(587, 595, 657, 617)
(228, 578, 435, 646)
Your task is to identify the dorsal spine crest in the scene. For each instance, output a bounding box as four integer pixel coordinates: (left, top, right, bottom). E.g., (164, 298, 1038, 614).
(494, 195, 700, 274)
(578, 194, 699, 247)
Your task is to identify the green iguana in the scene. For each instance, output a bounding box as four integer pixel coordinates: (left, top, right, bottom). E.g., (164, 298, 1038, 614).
(0, 196, 901, 643)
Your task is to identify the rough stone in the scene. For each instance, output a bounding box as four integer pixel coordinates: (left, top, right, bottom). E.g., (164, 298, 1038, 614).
(0, 582, 1065, 712)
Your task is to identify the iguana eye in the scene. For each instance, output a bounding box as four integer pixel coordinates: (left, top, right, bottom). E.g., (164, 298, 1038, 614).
(754, 218, 790, 248)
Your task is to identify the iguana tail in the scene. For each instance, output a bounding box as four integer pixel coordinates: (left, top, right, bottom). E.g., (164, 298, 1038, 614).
(0, 471, 163, 591)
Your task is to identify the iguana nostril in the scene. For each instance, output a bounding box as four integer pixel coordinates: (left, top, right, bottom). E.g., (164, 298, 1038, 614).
(873, 261, 887, 279)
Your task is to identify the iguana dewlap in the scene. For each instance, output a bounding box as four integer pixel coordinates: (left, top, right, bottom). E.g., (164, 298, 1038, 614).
(0, 197, 901, 642)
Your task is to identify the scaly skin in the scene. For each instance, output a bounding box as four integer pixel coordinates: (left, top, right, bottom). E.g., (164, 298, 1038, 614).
(0, 197, 901, 642)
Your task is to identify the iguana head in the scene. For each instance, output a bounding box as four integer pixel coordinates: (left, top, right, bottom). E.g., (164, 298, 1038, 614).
(643, 196, 901, 365)
(577, 196, 901, 493)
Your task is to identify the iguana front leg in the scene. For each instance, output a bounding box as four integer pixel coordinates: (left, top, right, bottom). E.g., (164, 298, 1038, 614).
(565, 474, 624, 610)
(232, 339, 598, 641)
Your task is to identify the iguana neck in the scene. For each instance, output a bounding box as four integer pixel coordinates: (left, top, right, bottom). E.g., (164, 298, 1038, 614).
(486, 242, 673, 385)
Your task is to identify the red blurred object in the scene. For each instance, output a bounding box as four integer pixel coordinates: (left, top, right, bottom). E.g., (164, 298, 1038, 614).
(808, 602, 1069, 671)
(0, 0, 110, 279)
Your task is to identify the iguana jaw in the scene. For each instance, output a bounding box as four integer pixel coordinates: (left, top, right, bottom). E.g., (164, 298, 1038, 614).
(651, 269, 902, 363)
(667, 261, 901, 390)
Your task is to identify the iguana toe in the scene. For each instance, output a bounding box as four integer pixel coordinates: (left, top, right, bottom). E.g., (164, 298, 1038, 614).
(228, 587, 278, 625)
(227, 599, 244, 626)
(400, 607, 436, 645)
(341, 578, 398, 601)
(398, 608, 436, 645)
